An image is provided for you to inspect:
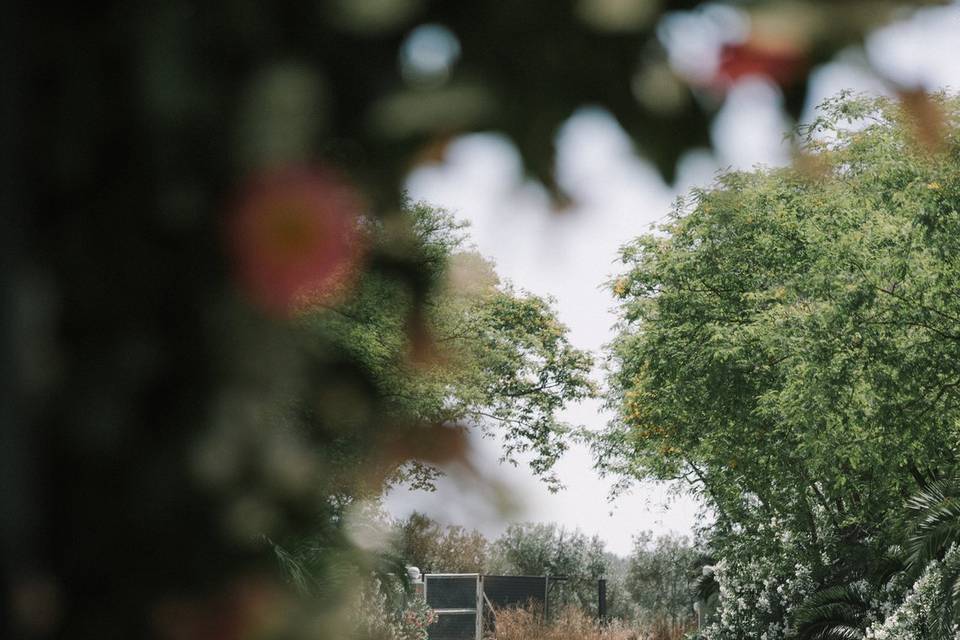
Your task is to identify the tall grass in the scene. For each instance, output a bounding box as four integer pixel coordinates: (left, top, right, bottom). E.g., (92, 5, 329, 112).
(488, 605, 692, 640)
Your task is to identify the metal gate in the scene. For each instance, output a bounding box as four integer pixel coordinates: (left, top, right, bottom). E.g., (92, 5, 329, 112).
(423, 574, 548, 640)
(423, 574, 481, 640)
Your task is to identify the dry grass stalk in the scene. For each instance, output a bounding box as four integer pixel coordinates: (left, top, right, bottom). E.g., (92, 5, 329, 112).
(488, 604, 692, 640)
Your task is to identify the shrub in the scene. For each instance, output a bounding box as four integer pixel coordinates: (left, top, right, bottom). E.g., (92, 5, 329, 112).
(865, 545, 960, 640)
(352, 576, 437, 640)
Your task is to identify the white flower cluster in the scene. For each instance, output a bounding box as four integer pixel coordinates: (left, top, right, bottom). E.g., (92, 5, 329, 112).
(698, 552, 816, 640)
(865, 545, 960, 640)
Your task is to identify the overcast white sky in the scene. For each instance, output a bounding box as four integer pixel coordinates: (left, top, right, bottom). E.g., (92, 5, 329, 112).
(384, 2, 960, 557)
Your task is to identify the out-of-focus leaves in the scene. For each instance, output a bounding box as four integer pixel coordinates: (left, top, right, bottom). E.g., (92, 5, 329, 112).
(234, 63, 329, 171)
(377, 423, 473, 477)
(315, 0, 947, 194)
(898, 88, 949, 153)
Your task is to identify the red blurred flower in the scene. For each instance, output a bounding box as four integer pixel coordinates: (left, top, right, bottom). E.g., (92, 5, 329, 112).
(714, 39, 806, 89)
(228, 167, 365, 315)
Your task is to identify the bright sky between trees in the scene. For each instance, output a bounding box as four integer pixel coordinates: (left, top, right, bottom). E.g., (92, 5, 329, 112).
(386, 1, 960, 556)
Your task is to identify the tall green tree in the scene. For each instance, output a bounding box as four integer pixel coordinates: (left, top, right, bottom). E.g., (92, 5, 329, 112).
(602, 93, 960, 546)
(598, 93, 960, 637)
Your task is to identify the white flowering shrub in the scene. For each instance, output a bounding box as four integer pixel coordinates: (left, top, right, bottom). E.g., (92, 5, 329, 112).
(695, 517, 821, 640)
(697, 557, 816, 640)
(865, 545, 960, 640)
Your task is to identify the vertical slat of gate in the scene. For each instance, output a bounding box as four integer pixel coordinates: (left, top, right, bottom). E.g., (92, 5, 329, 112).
(475, 575, 483, 640)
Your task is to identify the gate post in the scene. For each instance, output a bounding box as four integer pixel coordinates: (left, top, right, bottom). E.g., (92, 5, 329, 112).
(598, 578, 607, 624)
(544, 575, 550, 622)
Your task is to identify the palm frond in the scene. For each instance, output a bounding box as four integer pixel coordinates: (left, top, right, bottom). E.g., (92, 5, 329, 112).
(794, 584, 870, 640)
(871, 545, 905, 586)
(906, 476, 960, 574)
(805, 624, 866, 640)
(692, 567, 719, 603)
(903, 476, 960, 637)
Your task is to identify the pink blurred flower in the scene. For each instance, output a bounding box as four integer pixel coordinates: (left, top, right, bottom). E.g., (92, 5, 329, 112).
(228, 167, 365, 315)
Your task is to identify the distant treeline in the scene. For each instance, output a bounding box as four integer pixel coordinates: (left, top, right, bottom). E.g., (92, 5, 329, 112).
(394, 512, 698, 626)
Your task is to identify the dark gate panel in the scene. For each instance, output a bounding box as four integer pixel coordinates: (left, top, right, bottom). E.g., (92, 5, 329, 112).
(424, 575, 477, 609)
(426, 612, 477, 640)
(483, 575, 547, 610)
(424, 574, 478, 640)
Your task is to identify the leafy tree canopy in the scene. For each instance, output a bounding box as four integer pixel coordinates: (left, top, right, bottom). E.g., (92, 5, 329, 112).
(599, 93, 960, 564)
(393, 511, 489, 574)
(304, 200, 595, 496)
(490, 522, 608, 614)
